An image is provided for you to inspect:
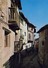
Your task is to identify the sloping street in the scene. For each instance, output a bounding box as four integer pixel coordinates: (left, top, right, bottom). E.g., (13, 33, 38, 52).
(19, 48, 46, 68)
(0, 0, 48, 68)
(18, 48, 38, 68)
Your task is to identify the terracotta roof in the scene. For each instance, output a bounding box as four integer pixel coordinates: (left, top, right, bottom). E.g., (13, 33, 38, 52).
(37, 24, 48, 33)
(19, 12, 36, 28)
(11, 0, 22, 10)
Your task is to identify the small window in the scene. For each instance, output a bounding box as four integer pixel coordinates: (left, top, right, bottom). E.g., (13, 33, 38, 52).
(20, 29, 22, 35)
(29, 33, 31, 39)
(3, 27, 10, 47)
(24, 32, 26, 36)
(4, 32, 10, 47)
(42, 41, 44, 46)
(5, 34, 8, 47)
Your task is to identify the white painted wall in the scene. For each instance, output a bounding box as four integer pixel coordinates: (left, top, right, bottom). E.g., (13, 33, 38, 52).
(20, 19, 27, 44)
(23, 21, 27, 43)
(27, 27, 35, 43)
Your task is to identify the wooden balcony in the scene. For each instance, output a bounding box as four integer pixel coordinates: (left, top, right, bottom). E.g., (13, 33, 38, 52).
(8, 7, 20, 31)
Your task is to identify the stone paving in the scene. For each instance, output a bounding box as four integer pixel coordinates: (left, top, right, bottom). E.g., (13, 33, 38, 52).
(20, 49, 39, 68)
(9, 47, 48, 68)
(20, 49, 46, 68)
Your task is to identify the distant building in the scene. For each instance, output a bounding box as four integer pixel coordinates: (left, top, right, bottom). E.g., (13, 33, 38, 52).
(27, 21, 36, 48)
(37, 24, 48, 65)
(19, 12, 36, 50)
(19, 12, 28, 44)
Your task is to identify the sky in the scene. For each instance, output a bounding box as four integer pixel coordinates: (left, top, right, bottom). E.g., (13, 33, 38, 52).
(21, 0, 48, 31)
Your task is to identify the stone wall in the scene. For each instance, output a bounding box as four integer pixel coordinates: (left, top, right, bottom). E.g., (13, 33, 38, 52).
(38, 29, 48, 65)
(0, 0, 15, 68)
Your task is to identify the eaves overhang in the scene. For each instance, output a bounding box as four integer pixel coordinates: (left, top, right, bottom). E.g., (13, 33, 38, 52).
(37, 24, 48, 33)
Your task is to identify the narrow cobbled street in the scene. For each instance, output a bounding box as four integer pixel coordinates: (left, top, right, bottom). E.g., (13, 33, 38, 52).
(19, 48, 46, 68)
(10, 47, 48, 68)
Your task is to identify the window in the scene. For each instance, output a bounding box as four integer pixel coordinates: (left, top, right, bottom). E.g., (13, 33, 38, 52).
(42, 41, 44, 46)
(29, 33, 31, 39)
(4, 31, 10, 47)
(3, 27, 10, 47)
(5, 34, 8, 47)
(24, 32, 26, 36)
(20, 29, 22, 35)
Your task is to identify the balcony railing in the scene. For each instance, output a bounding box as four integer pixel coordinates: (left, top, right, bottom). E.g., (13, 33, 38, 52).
(8, 7, 20, 27)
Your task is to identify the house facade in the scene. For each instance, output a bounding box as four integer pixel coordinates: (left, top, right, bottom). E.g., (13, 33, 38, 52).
(37, 24, 48, 65)
(0, 0, 15, 68)
(27, 22, 36, 48)
(19, 12, 28, 50)
(8, 0, 23, 53)
(19, 12, 36, 50)
(8, 0, 23, 66)
(19, 12, 27, 43)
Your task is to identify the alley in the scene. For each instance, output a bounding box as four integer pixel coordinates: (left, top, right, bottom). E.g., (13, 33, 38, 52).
(10, 47, 48, 68)
(19, 48, 46, 68)
(19, 48, 42, 68)
(0, 0, 48, 68)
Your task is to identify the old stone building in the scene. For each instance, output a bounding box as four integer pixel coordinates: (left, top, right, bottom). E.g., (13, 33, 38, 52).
(19, 12, 28, 45)
(19, 12, 36, 50)
(0, 0, 22, 68)
(37, 24, 48, 65)
(8, 0, 22, 53)
(8, 0, 23, 67)
(0, 0, 15, 68)
(27, 21, 36, 48)
(0, 0, 37, 68)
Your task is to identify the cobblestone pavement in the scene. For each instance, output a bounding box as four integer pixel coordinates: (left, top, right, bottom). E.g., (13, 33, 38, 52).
(9, 47, 48, 68)
(20, 49, 45, 68)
